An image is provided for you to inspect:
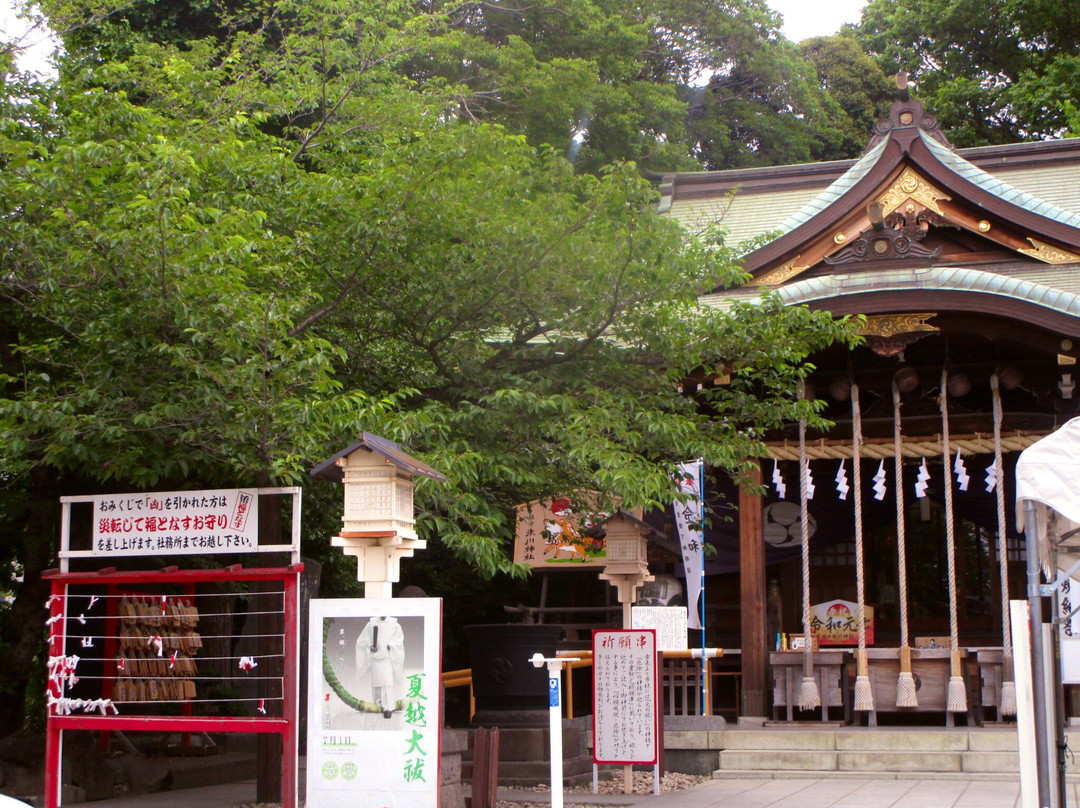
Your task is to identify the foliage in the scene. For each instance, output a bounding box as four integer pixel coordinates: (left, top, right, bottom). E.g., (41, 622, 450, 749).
(0, 0, 857, 731)
(855, 0, 1080, 146)
(48, 0, 879, 173)
(799, 35, 894, 160)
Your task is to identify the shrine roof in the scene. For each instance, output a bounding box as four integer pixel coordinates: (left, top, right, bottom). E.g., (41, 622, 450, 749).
(919, 131, 1080, 230)
(700, 262, 1080, 313)
(310, 431, 447, 483)
(662, 133, 1080, 251)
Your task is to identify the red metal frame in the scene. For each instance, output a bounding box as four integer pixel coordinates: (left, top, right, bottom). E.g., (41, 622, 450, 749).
(43, 565, 302, 808)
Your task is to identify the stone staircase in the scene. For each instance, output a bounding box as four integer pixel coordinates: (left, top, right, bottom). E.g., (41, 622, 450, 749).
(708, 727, 1029, 780)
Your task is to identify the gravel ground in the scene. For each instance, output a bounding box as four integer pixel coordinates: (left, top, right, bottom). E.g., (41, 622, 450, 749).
(232, 771, 709, 808)
(498, 771, 710, 807)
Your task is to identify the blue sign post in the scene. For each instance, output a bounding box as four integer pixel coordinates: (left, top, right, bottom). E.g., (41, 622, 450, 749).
(531, 653, 579, 808)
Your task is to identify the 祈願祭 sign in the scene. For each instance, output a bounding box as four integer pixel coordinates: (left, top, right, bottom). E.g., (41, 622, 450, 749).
(592, 629, 658, 765)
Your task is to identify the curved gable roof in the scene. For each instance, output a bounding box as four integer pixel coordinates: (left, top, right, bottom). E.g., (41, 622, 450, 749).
(709, 99, 1080, 291)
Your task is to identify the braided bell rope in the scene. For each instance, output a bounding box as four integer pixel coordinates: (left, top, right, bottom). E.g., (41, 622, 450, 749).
(893, 383, 910, 649)
(941, 368, 968, 713)
(798, 383, 821, 711)
(991, 374, 1017, 716)
(851, 382, 874, 712)
(893, 381, 917, 707)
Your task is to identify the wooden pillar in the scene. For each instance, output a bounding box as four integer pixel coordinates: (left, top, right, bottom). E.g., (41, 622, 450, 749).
(739, 460, 767, 717)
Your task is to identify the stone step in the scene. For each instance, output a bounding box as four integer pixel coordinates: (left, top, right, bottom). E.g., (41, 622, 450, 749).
(968, 731, 1019, 752)
(713, 729, 837, 750)
(834, 730, 969, 752)
(711, 768, 1026, 782)
(960, 751, 1021, 773)
(837, 751, 961, 773)
(711, 727, 1020, 753)
(717, 749, 838, 771)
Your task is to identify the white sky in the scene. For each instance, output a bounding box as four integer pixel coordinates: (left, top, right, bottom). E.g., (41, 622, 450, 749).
(768, 0, 870, 42)
(1, 1, 58, 76)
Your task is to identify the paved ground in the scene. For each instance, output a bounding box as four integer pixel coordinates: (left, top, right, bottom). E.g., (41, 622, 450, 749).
(76, 775, 1054, 808)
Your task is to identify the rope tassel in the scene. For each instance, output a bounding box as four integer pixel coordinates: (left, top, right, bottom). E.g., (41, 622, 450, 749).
(999, 680, 1018, 717)
(947, 650, 968, 713)
(854, 649, 874, 712)
(799, 675, 821, 711)
(896, 645, 918, 708)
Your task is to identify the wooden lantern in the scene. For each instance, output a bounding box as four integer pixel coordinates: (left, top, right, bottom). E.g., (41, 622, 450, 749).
(310, 433, 445, 597)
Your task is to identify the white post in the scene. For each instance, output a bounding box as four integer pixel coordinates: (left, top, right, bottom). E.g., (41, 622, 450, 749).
(531, 653, 579, 808)
(1023, 501, 1053, 808)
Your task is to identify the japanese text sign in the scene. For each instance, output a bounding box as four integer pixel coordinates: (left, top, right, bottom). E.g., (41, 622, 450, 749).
(631, 606, 688, 651)
(90, 489, 259, 557)
(592, 629, 658, 764)
(307, 598, 442, 808)
(810, 600, 875, 646)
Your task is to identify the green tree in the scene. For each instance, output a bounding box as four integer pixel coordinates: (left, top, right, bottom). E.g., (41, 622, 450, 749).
(800, 35, 893, 159)
(396, 0, 855, 171)
(1, 0, 856, 731)
(855, 0, 1080, 146)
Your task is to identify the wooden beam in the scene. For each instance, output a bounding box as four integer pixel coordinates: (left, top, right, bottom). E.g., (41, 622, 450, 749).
(739, 461, 767, 718)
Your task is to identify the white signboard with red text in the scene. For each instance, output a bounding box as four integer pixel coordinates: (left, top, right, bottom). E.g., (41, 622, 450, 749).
(592, 629, 658, 765)
(88, 488, 259, 557)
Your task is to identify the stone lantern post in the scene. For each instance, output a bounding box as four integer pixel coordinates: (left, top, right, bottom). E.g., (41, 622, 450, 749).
(593, 510, 655, 627)
(310, 432, 446, 598)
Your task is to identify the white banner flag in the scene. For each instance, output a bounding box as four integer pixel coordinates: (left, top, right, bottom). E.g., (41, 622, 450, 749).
(674, 460, 705, 631)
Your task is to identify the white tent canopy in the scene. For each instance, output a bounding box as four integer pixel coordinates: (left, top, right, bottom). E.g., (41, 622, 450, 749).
(1015, 416, 1080, 578)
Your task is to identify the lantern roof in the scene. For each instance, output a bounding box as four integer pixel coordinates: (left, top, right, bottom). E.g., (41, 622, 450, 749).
(309, 432, 447, 483)
(585, 509, 666, 541)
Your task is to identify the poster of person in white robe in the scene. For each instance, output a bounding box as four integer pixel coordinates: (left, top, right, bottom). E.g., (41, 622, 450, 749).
(357, 615, 405, 718)
(308, 598, 442, 808)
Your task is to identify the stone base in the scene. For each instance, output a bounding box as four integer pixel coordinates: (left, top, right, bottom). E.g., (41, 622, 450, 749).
(441, 728, 468, 808)
(663, 749, 722, 777)
(467, 717, 593, 788)
(470, 708, 551, 729)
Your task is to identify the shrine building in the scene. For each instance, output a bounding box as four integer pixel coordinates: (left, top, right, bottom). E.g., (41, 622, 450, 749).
(659, 84, 1080, 722)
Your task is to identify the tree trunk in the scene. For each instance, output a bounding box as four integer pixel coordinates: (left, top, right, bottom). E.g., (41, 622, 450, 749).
(0, 467, 59, 735)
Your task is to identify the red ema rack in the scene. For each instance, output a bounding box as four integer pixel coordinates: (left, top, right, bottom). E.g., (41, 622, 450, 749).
(42, 564, 303, 808)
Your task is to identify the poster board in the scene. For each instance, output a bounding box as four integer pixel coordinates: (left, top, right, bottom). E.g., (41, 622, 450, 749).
(513, 497, 609, 568)
(1059, 577, 1080, 684)
(59, 487, 301, 568)
(809, 600, 875, 646)
(631, 606, 688, 651)
(592, 629, 658, 765)
(307, 598, 442, 808)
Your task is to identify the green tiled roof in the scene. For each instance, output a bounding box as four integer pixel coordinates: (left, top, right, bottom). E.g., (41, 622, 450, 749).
(664, 136, 1080, 248)
(698, 264, 1080, 317)
(772, 138, 890, 237)
(919, 131, 1080, 230)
